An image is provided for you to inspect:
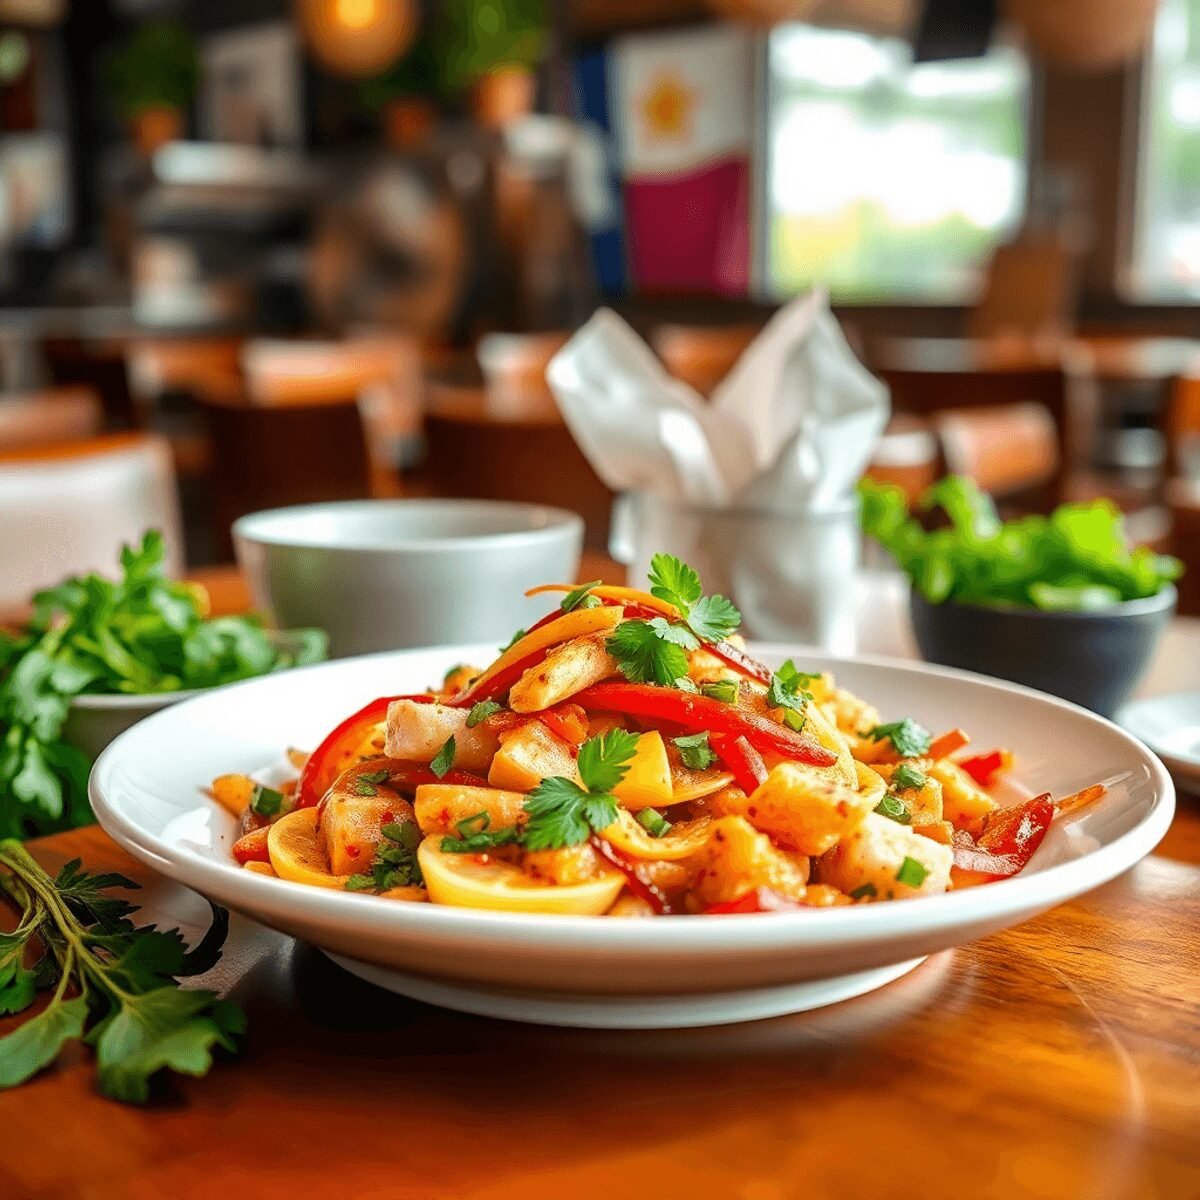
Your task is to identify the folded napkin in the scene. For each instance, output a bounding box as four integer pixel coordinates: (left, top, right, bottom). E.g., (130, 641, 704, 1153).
(546, 293, 889, 514)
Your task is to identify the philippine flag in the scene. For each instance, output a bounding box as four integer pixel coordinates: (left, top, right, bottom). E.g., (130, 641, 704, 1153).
(609, 25, 755, 295)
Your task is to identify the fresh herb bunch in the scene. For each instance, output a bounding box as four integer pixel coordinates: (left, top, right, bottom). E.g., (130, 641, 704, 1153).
(0, 532, 326, 840)
(607, 554, 741, 686)
(0, 839, 243, 1102)
(859, 475, 1183, 611)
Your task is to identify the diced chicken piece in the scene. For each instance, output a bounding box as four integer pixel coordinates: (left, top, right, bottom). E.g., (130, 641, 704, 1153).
(385, 700, 499, 772)
(489, 720, 579, 791)
(722, 761, 877, 856)
(828, 686, 881, 737)
(440, 663, 483, 696)
(818, 812, 953, 900)
(413, 783, 528, 837)
(521, 842, 606, 886)
(508, 634, 618, 712)
(873, 760, 945, 826)
(929, 760, 998, 833)
(320, 779, 416, 877)
(689, 815, 810, 906)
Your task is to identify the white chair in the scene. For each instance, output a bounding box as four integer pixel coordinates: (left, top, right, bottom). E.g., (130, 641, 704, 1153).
(0, 433, 183, 610)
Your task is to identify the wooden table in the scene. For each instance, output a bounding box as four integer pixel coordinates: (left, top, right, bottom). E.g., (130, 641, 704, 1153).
(3, 570, 1199, 1200)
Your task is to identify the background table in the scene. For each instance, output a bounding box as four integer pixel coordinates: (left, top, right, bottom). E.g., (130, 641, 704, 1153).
(3, 565, 1199, 1200)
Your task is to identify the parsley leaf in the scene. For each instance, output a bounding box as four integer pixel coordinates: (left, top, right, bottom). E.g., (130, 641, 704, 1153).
(430, 736, 456, 779)
(607, 620, 691, 686)
(466, 700, 502, 728)
(648, 553, 703, 612)
(353, 769, 392, 797)
(892, 763, 928, 791)
(345, 820, 424, 891)
(766, 659, 814, 732)
(522, 730, 638, 850)
(559, 581, 602, 612)
(673, 732, 717, 770)
(0, 837, 243, 1101)
(250, 784, 287, 815)
(895, 856, 929, 888)
(686, 594, 741, 643)
(868, 718, 933, 759)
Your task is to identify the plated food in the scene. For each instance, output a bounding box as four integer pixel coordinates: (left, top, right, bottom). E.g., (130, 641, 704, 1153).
(213, 555, 1104, 917)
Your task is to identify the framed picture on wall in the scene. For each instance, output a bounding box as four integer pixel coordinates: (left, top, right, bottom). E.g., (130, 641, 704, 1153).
(199, 21, 303, 149)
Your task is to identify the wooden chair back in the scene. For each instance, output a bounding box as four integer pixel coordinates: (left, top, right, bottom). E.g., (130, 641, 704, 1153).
(0, 386, 103, 452)
(1166, 479, 1200, 617)
(195, 378, 374, 559)
(423, 379, 613, 549)
(1164, 373, 1200, 481)
(934, 403, 1060, 501)
(967, 232, 1081, 341)
(0, 433, 182, 608)
(41, 336, 137, 428)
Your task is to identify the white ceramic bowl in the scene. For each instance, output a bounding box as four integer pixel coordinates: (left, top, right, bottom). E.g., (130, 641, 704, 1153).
(233, 500, 583, 657)
(64, 690, 198, 762)
(1120, 691, 1200, 792)
(90, 644, 1173, 1029)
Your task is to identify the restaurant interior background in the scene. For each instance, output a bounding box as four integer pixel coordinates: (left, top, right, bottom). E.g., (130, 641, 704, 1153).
(1, 0, 1200, 609)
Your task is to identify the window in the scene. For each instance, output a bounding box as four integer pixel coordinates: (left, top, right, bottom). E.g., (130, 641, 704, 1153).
(1130, 0, 1200, 299)
(764, 25, 1029, 302)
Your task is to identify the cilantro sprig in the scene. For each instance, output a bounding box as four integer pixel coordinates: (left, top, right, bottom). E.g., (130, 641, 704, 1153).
(868, 718, 933, 759)
(0, 532, 325, 840)
(522, 729, 639, 850)
(439, 811, 521, 854)
(345, 820, 424, 891)
(765, 659, 815, 732)
(607, 555, 741, 687)
(673, 732, 717, 770)
(0, 839, 243, 1102)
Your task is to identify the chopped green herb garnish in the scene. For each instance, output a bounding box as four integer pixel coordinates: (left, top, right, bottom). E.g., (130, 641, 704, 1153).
(429, 736, 456, 779)
(673, 731, 717, 770)
(353, 769, 392, 797)
(249, 784, 287, 816)
(345, 820, 424, 892)
(466, 700, 502, 728)
(442, 663, 469, 684)
(635, 807, 672, 838)
(607, 619, 692, 686)
(673, 676, 699, 693)
(895, 856, 929, 888)
(766, 661, 814, 733)
(849, 882, 877, 900)
(868, 718, 933, 759)
(440, 810, 521, 854)
(874, 795, 912, 825)
(647, 553, 741, 643)
(892, 763, 928, 791)
(700, 680, 739, 704)
(559, 581, 602, 612)
(522, 729, 639, 850)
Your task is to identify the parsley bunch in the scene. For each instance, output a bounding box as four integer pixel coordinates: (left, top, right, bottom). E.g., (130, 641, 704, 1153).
(607, 554, 741, 687)
(0, 838, 243, 1102)
(0, 532, 326, 840)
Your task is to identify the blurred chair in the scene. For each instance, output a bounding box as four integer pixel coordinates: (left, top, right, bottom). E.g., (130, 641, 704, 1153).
(194, 376, 374, 560)
(0, 387, 103, 452)
(0, 433, 182, 610)
(423, 377, 613, 549)
(126, 337, 245, 418)
(41, 336, 138, 429)
(1166, 479, 1200, 617)
(967, 231, 1082, 341)
(1164, 372, 1200, 481)
(934, 403, 1060, 503)
(877, 363, 1074, 508)
(652, 323, 760, 397)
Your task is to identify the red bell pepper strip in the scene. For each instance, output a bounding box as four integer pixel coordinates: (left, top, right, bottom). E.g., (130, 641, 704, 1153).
(448, 648, 548, 708)
(705, 888, 803, 914)
(296, 693, 435, 808)
(591, 837, 670, 914)
(707, 640, 772, 684)
(712, 734, 768, 795)
(957, 749, 1013, 787)
(951, 793, 1055, 882)
(537, 702, 589, 745)
(573, 682, 836, 766)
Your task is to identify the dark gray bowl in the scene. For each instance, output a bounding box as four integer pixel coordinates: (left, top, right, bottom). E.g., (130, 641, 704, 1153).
(909, 586, 1177, 717)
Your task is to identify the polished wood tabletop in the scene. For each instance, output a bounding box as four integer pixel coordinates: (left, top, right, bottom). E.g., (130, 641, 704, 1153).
(2, 567, 1199, 1200)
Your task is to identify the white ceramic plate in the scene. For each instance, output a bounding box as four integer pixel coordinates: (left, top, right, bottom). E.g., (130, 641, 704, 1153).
(90, 644, 1174, 1029)
(1120, 691, 1200, 791)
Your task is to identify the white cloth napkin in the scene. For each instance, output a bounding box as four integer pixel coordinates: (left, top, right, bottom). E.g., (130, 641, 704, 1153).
(546, 293, 889, 513)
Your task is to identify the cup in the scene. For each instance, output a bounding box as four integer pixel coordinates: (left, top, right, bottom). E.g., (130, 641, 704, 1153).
(610, 492, 859, 652)
(234, 499, 583, 657)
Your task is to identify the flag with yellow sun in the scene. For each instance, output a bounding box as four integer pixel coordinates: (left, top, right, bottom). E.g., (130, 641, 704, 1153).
(610, 25, 755, 294)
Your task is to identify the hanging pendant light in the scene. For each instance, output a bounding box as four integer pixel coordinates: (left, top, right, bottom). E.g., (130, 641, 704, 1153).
(1004, 0, 1159, 71)
(297, 0, 418, 79)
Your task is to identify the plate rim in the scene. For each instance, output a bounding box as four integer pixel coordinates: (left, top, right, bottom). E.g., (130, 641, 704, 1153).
(1119, 690, 1200, 782)
(89, 641, 1176, 953)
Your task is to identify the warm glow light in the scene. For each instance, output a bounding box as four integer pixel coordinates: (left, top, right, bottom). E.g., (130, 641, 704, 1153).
(335, 0, 377, 30)
(297, 0, 416, 78)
